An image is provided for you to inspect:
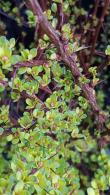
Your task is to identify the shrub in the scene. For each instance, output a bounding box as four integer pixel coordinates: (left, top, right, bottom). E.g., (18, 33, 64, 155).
(0, 0, 110, 194)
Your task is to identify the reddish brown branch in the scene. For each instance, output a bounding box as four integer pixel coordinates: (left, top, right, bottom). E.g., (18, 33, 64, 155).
(27, 0, 81, 77)
(77, 51, 89, 74)
(38, 0, 48, 11)
(28, 0, 107, 126)
(14, 59, 48, 68)
(57, 2, 64, 30)
(93, 0, 100, 17)
(80, 1, 100, 66)
(87, 0, 100, 47)
(94, 50, 106, 57)
(90, 0, 110, 61)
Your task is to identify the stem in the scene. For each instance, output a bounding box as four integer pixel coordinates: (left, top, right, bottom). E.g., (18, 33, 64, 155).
(86, 0, 100, 46)
(57, 2, 64, 30)
(38, 0, 48, 11)
(93, 0, 100, 17)
(14, 59, 48, 68)
(90, 0, 110, 61)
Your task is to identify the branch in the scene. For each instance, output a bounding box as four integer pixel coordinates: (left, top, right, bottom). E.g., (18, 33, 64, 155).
(93, 0, 100, 17)
(57, 2, 64, 30)
(14, 59, 48, 68)
(27, 0, 82, 77)
(90, 0, 110, 61)
(86, 0, 100, 49)
(38, 0, 48, 11)
(27, 0, 107, 127)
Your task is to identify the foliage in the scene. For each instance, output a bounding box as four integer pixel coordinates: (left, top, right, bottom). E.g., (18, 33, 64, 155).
(0, 0, 110, 195)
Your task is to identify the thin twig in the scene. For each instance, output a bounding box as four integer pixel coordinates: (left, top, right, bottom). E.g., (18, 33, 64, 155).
(38, 0, 48, 11)
(57, 2, 64, 30)
(90, 0, 110, 61)
(14, 59, 48, 68)
(86, 0, 100, 47)
(93, 0, 100, 17)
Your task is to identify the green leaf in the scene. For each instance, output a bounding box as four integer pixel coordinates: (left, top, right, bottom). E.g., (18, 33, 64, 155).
(18, 112, 33, 128)
(105, 45, 110, 55)
(0, 85, 5, 92)
(11, 55, 22, 64)
(50, 53, 57, 60)
(21, 49, 29, 60)
(51, 62, 63, 77)
(31, 66, 43, 79)
(0, 128, 4, 135)
(30, 48, 37, 58)
(53, 0, 62, 3)
(14, 181, 24, 192)
(0, 47, 5, 57)
(87, 187, 95, 195)
(11, 92, 20, 102)
(9, 38, 15, 48)
(7, 135, 13, 141)
(18, 67, 27, 75)
(91, 180, 98, 189)
(0, 36, 8, 47)
(51, 3, 57, 13)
